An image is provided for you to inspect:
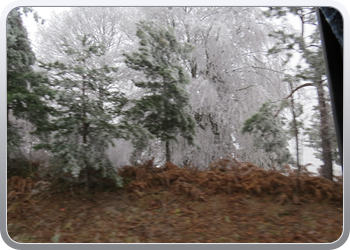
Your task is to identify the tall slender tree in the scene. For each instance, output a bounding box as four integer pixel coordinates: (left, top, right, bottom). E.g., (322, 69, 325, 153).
(264, 7, 337, 180)
(36, 35, 132, 189)
(124, 21, 196, 162)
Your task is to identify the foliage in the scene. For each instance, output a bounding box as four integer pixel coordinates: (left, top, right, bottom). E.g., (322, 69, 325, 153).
(7, 165, 343, 243)
(138, 8, 288, 167)
(304, 104, 341, 166)
(7, 7, 53, 154)
(31, 7, 291, 169)
(35, 35, 132, 187)
(263, 7, 337, 179)
(124, 21, 196, 161)
(118, 158, 342, 203)
(14, 7, 337, 179)
(241, 101, 293, 166)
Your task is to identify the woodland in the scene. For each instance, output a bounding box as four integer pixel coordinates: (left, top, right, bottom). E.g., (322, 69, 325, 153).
(7, 7, 343, 243)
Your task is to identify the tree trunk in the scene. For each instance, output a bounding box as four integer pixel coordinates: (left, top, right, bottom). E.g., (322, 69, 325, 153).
(82, 76, 91, 191)
(316, 79, 333, 180)
(289, 82, 301, 175)
(191, 61, 197, 78)
(165, 141, 171, 162)
(83, 123, 91, 192)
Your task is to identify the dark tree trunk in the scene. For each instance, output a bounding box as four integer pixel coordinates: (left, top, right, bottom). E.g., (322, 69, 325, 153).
(191, 61, 197, 78)
(289, 82, 302, 195)
(289, 82, 301, 175)
(316, 79, 333, 181)
(165, 141, 171, 162)
(82, 76, 91, 191)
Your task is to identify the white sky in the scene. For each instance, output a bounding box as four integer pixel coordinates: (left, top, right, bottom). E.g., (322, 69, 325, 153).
(20, 6, 342, 176)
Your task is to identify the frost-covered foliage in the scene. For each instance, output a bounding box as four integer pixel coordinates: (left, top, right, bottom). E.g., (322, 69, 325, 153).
(21, 7, 309, 172)
(35, 35, 132, 187)
(124, 21, 196, 162)
(106, 139, 134, 168)
(7, 7, 53, 156)
(33, 7, 149, 166)
(35, 7, 139, 95)
(241, 101, 293, 167)
(138, 7, 288, 167)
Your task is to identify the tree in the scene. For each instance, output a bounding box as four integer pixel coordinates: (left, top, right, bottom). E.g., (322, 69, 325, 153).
(241, 101, 293, 167)
(36, 35, 130, 189)
(304, 101, 341, 167)
(274, 76, 306, 174)
(7, 7, 53, 157)
(139, 8, 288, 167)
(34, 7, 147, 166)
(263, 7, 336, 180)
(124, 21, 196, 162)
(35, 7, 139, 94)
(32, 7, 289, 168)
(285, 82, 304, 174)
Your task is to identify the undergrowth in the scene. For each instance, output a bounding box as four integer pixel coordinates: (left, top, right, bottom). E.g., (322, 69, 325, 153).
(7, 157, 343, 243)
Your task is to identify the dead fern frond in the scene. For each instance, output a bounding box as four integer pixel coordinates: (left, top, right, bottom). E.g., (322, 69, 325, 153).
(140, 157, 155, 170)
(165, 161, 179, 171)
(120, 165, 139, 178)
(136, 168, 148, 182)
(128, 181, 150, 192)
(292, 195, 301, 205)
(276, 193, 289, 205)
(174, 178, 206, 201)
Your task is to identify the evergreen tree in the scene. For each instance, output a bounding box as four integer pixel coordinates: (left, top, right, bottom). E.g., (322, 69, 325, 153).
(124, 21, 196, 162)
(36, 35, 130, 189)
(304, 102, 341, 167)
(140, 8, 288, 168)
(7, 7, 52, 155)
(264, 7, 336, 180)
(241, 101, 293, 167)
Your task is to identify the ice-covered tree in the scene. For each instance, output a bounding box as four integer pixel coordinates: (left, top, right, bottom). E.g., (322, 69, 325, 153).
(34, 7, 149, 166)
(124, 21, 196, 162)
(34, 7, 143, 94)
(35, 35, 132, 189)
(139, 7, 288, 167)
(241, 101, 293, 167)
(7, 7, 53, 157)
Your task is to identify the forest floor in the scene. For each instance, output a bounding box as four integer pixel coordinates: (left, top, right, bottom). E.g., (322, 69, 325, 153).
(7, 185, 343, 243)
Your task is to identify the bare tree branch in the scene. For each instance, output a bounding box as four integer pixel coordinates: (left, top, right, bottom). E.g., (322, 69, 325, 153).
(274, 83, 315, 117)
(252, 66, 285, 75)
(235, 85, 256, 91)
(283, 83, 315, 99)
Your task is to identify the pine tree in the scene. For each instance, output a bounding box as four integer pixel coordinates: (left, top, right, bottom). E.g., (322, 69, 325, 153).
(241, 101, 293, 167)
(124, 21, 196, 162)
(36, 35, 130, 189)
(139, 8, 288, 168)
(7, 7, 52, 155)
(264, 7, 336, 180)
(304, 102, 341, 167)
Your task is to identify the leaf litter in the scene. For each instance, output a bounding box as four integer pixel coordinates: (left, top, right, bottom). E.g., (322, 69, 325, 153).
(7, 158, 343, 243)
